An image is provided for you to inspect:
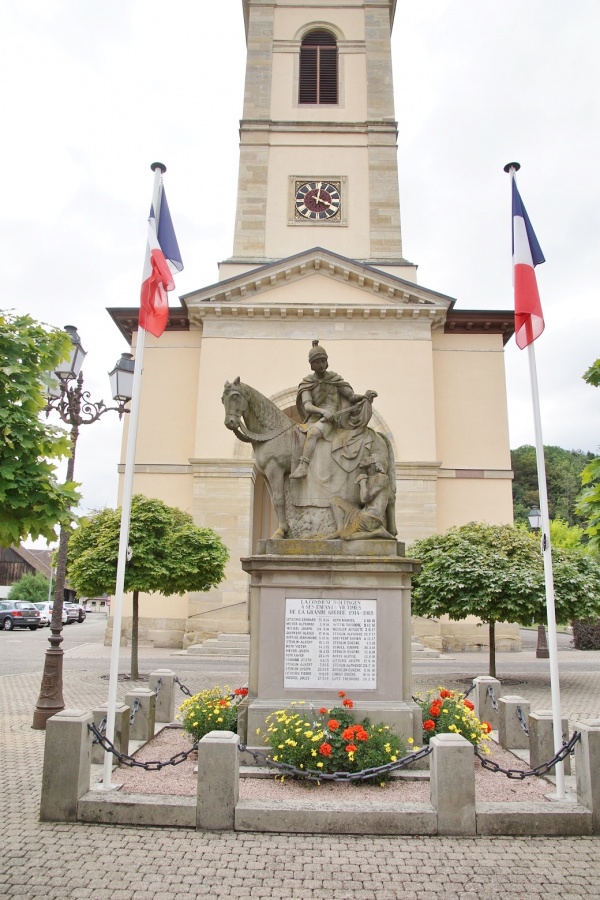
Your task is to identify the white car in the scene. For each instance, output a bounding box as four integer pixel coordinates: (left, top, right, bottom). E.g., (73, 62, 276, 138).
(34, 602, 68, 626)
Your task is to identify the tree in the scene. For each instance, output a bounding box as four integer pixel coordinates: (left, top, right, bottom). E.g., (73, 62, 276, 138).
(409, 523, 600, 677)
(511, 445, 593, 527)
(66, 495, 229, 678)
(7, 572, 50, 603)
(0, 311, 80, 545)
(576, 358, 600, 552)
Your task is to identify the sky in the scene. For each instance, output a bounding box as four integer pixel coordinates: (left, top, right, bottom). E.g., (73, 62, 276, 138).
(2, 0, 599, 543)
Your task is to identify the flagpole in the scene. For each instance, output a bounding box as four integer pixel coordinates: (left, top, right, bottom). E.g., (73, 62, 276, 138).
(505, 162, 565, 800)
(100, 162, 166, 791)
(526, 341, 565, 799)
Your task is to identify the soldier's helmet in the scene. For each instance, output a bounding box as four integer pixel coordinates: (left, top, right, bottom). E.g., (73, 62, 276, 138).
(308, 340, 328, 363)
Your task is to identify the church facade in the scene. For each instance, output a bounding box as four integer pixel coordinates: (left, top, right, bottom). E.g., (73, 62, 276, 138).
(109, 0, 515, 651)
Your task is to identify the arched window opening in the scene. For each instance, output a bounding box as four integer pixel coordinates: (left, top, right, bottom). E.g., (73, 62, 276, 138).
(299, 30, 338, 105)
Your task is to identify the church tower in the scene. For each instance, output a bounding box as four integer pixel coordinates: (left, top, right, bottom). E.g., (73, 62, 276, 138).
(223, 0, 408, 275)
(109, 0, 515, 650)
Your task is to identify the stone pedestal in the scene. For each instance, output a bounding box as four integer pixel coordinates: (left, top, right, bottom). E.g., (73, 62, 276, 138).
(241, 539, 421, 740)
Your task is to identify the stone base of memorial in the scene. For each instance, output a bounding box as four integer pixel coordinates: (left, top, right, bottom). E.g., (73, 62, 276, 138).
(241, 539, 422, 745)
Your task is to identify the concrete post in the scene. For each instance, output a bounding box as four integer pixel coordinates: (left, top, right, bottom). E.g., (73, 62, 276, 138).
(529, 710, 571, 775)
(472, 676, 501, 731)
(574, 719, 600, 834)
(148, 669, 177, 724)
(124, 688, 156, 743)
(498, 695, 530, 750)
(40, 709, 92, 822)
(430, 733, 476, 835)
(197, 730, 240, 831)
(91, 704, 130, 766)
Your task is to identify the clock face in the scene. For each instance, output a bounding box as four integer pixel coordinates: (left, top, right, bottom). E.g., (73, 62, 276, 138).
(295, 181, 341, 221)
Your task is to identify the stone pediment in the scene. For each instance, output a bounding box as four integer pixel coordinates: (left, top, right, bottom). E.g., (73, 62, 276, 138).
(182, 248, 455, 332)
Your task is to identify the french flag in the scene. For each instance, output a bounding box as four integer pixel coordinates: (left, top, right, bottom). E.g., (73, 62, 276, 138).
(139, 188, 183, 338)
(511, 176, 545, 349)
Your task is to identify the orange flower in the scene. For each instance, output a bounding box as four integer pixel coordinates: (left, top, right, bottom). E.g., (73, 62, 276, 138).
(464, 700, 475, 711)
(356, 729, 369, 742)
(342, 699, 354, 709)
(423, 719, 436, 731)
(342, 727, 355, 741)
(338, 691, 346, 698)
(328, 719, 340, 731)
(482, 721, 493, 734)
(234, 687, 248, 696)
(319, 707, 328, 715)
(345, 744, 357, 753)
(319, 742, 332, 757)
(429, 705, 441, 717)
(219, 699, 229, 707)
(439, 689, 452, 699)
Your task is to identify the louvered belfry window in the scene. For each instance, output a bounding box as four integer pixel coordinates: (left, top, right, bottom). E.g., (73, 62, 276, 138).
(299, 30, 338, 104)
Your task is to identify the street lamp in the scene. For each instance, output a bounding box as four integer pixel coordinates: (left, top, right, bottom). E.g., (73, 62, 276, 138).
(528, 505, 549, 659)
(32, 327, 133, 729)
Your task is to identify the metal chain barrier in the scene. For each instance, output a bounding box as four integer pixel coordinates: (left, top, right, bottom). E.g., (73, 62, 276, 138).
(154, 678, 162, 698)
(515, 705, 530, 736)
(475, 730, 580, 779)
(88, 722, 199, 770)
(129, 698, 141, 725)
(91, 716, 107, 745)
(174, 676, 193, 697)
(486, 684, 499, 711)
(462, 683, 476, 699)
(237, 741, 433, 783)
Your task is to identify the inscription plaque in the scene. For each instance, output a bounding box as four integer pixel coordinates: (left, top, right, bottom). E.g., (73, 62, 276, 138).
(284, 598, 377, 690)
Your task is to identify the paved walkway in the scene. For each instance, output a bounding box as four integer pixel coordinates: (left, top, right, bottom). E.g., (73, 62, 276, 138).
(2, 643, 600, 899)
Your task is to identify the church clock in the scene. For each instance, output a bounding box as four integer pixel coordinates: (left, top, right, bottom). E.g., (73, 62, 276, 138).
(293, 179, 342, 223)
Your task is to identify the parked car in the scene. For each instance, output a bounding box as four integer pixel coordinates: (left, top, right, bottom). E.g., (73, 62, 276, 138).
(64, 602, 86, 623)
(34, 602, 68, 627)
(0, 600, 42, 631)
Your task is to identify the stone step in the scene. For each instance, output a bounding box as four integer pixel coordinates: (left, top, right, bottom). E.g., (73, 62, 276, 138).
(412, 648, 441, 658)
(187, 639, 249, 657)
(218, 633, 250, 643)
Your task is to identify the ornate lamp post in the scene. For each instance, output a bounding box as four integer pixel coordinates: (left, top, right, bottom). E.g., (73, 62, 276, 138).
(528, 505, 550, 659)
(32, 327, 134, 729)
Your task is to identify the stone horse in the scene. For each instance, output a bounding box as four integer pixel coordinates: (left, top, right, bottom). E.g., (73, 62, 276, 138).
(222, 377, 397, 541)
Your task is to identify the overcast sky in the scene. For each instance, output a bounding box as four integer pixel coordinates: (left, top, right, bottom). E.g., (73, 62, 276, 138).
(2, 0, 599, 543)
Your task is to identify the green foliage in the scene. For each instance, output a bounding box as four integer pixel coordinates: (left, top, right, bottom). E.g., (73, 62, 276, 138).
(409, 522, 600, 628)
(0, 311, 80, 544)
(583, 358, 600, 388)
(178, 686, 248, 743)
(66, 494, 229, 598)
(261, 694, 409, 782)
(549, 518, 589, 553)
(414, 687, 492, 748)
(511, 445, 593, 527)
(578, 458, 600, 552)
(7, 572, 50, 602)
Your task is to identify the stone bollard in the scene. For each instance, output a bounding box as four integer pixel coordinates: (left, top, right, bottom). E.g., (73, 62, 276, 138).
(149, 669, 177, 724)
(124, 688, 156, 743)
(91, 704, 130, 766)
(575, 719, 600, 834)
(430, 733, 476, 835)
(498, 695, 530, 750)
(40, 709, 92, 822)
(528, 710, 571, 776)
(472, 676, 501, 731)
(197, 730, 240, 831)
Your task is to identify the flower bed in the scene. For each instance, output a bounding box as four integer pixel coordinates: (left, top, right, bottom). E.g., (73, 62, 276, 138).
(414, 687, 492, 749)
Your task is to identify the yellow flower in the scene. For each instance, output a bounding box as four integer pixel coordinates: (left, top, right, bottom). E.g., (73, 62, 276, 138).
(390, 755, 397, 762)
(407, 737, 414, 744)
(311, 749, 317, 757)
(256, 728, 261, 735)
(217, 717, 223, 723)
(304, 731, 313, 738)
(316, 762, 324, 768)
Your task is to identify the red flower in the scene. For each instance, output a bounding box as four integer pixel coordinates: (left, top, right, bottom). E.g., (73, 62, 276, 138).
(483, 721, 493, 734)
(356, 729, 369, 742)
(439, 689, 452, 699)
(328, 719, 340, 731)
(319, 742, 332, 757)
(429, 705, 441, 717)
(342, 727, 355, 741)
(234, 687, 248, 696)
(423, 719, 436, 731)
(338, 691, 346, 698)
(464, 700, 475, 711)
(345, 744, 357, 753)
(219, 699, 229, 707)
(319, 707, 328, 715)
(342, 698, 354, 709)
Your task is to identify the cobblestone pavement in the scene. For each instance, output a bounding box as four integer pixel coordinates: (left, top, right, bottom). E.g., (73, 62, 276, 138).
(2, 647, 600, 899)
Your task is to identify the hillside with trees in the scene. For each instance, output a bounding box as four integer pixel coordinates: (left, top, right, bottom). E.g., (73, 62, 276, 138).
(511, 445, 594, 527)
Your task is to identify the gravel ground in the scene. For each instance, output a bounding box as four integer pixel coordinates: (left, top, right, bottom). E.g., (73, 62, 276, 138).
(115, 726, 555, 804)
